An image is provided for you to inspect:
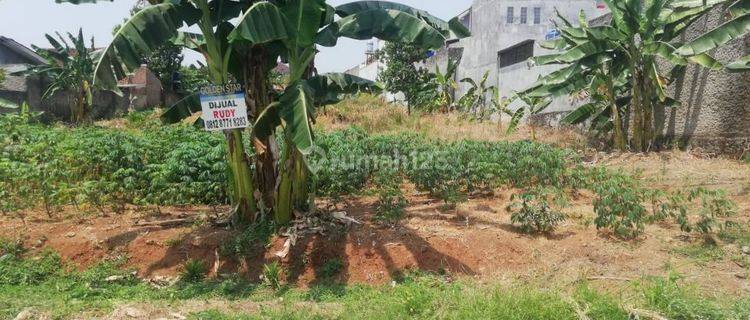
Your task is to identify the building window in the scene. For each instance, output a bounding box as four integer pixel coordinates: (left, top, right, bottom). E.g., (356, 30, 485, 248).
(498, 40, 535, 68)
(533, 7, 541, 24)
(506, 7, 514, 24)
(520, 7, 528, 24)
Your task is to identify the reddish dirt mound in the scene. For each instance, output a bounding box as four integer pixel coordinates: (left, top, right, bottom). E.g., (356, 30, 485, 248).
(1, 191, 748, 295)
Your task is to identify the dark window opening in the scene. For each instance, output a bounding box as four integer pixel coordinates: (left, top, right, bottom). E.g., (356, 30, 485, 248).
(506, 7, 514, 24)
(520, 7, 528, 24)
(498, 40, 535, 68)
(534, 7, 542, 24)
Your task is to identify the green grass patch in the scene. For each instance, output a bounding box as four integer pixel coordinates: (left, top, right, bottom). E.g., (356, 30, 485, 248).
(639, 273, 749, 320)
(671, 243, 726, 264)
(2, 250, 750, 319)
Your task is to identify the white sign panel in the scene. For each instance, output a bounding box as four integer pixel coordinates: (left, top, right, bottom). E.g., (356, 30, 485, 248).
(200, 84, 249, 131)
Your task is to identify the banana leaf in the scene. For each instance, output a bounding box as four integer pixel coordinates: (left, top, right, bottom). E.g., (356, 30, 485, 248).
(160, 93, 200, 124)
(562, 102, 603, 125)
(675, 14, 750, 56)
(335, 1, 470, 39)
(317, 9, 447, 49)
(305, 73, 382, 106)
(727, 54, 750, 71)
(92, 3, 186, 93)
(228, 1, 290, 44)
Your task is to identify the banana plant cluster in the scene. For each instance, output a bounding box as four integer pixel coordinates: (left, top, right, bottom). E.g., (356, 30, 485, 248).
(458, 71, 497, 120)
(56, 0, 470, 225)
(23, 29, 97, 124)
(518, 0, 750, 151)
(420, 58, 459, 112)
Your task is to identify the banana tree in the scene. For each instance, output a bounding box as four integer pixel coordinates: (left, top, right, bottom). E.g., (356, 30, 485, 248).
(247, 0, 470, 223)
(56, 0, 290, 223)
(519, 0, 749, 152)
(458, 71, 496, 120)
(427, 58, 459, 112)
(59, 0, 469, 225)
(25, 29, 96, 124)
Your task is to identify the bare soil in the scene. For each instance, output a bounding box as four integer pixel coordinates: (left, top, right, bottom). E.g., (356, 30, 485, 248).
(2, 150, 749, 298)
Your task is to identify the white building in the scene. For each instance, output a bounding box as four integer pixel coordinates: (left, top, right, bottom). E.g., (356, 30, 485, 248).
(345, 0, 609, 111)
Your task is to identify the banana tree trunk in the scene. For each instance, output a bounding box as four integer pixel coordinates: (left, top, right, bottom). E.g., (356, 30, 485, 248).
(226, 129, 258, 225)
(72, 88, 89, 124)
(641, 62, 655, 151)
(631, 66, 644, 152)
(605, 73, 626, 151)
(243, 47, 278, 211)
(274, 59, 316, 225)
(275, 143, 310, 225)
(275, 137, 295, 224)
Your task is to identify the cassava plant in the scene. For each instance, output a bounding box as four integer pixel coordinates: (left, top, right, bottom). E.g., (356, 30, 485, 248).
(507, 191, 566, 234)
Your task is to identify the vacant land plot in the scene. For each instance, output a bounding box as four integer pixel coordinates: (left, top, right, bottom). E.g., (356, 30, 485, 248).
(1, 103, 749, 319)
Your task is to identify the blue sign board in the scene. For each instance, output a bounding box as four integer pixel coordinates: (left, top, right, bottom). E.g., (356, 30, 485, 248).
(545, 29, 561, 41)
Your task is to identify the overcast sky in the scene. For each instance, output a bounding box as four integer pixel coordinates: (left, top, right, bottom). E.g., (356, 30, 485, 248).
(0, 0, 472, 73)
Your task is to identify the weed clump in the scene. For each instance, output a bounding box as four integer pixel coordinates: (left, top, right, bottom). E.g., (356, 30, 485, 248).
(261, 261, 283, 289)
(317, 258, 344, 279)
(180, 259, 208, 283)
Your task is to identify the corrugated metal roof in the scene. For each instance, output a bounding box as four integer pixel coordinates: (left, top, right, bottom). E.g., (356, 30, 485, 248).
(0, 36, 47, 65)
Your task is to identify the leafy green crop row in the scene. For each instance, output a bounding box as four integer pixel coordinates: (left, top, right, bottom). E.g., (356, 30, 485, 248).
(0, 113, 229, 215)
(1, 114, 738, 239)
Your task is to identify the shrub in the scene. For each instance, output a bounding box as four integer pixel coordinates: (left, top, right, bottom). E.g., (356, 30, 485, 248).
(654, 188, 737, 239)
(0, 115, 229, 214)
(310, 128, 371, 197)
(507, 191, 566, 234)
(0, 238, 25, 258)
(317, 259, 344, 279)
(180, 259, 208, 283)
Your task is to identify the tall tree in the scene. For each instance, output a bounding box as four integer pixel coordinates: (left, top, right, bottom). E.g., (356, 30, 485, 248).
(375, 41, 431, 113)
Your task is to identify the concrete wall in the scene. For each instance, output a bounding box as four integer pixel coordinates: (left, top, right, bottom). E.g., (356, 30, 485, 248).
(660, 7, 750, 154)
(23, 75, 129, 121)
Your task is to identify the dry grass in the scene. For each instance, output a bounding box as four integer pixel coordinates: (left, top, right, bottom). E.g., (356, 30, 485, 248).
(593, 151, 750, 196)
(316, 95, 587, 149)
